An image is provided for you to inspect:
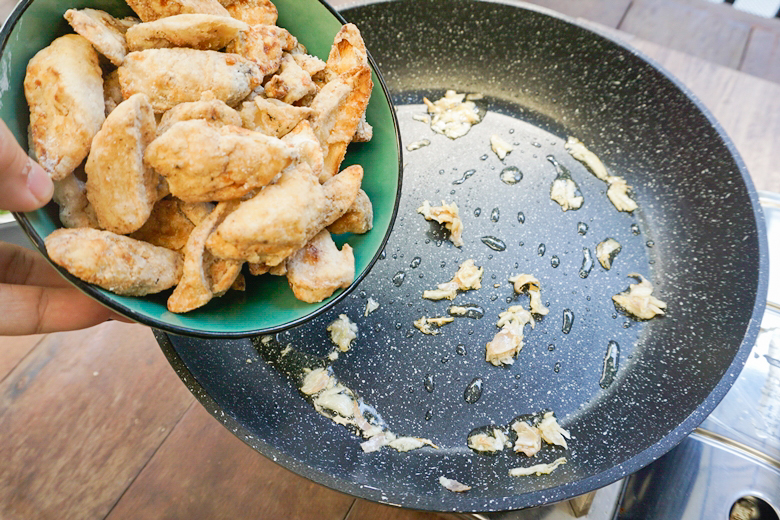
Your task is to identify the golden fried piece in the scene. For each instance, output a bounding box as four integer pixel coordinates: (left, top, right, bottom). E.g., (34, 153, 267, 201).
(126, 14, 248, 52)
(45, 228, 183, 296)
(64, 9, 138, 66)
(225, 0, 277, 25)
(118, 48, 261, 112)
(207, 163, 362, 265)
(179, 201, 215, 225)
(281, 120, 323, 180)
(144, 119, 294, 202)
(24, 34, 105, 181)
(264, 54, 317, 105)
(103, 69, 124, 117)
(129, 198, 195, 251)
(225, 25, 295, 77)
(286, 229, 354, 303)
(291, 52, 326, 78)
(328, 189, 372, 234)
(167, 201, 241, 313)
(156, 92, 242, 136)
(353, 115, 373, 142)
(86, 93, 159, 234)
(239, 96, 313, 137)
(125, 0, 229, 22)
(53, 173, 99, 229)
(326, 23, 369, 77)
(310, 69, 371, 181)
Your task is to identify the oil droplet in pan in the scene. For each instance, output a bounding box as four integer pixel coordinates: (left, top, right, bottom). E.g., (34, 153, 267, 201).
(579, 248, 594, 278)
(500, 166, 523, 185)
(490, 208, 500, 222)
(481, 236, 507, 251)
(453, 169, 476, 185)
(410, 257, 421, 268)
(474, 207, 482, 217)
(517, 212, 525, 224)
(424, 374, 435, 393)
(392, 271, 405, 287)
(464, 377, 483, 403)
(551, 255, 560, 268)
(631, 223, 641, 235)
(562, 309, 574, 334)
(600, 341, 620, 389)
(577, 222, 588, 235)
(538, 243, 546, 256)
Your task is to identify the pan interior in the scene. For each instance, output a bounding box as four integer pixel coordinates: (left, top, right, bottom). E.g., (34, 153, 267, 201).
(159, 0, 764, 512)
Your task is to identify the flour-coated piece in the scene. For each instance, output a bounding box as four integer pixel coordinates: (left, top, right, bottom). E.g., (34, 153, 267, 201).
(206, 163, 362, 266)
(239, 96, 313, 138)
(286, 229, 354, 303)
(225, 0, 277, 25)
(24, 34, 105, 181)
(144, 119, 295, 202)
(103, 69, 124, 117)
(264, 53, 317, 105)
(225, 24, 294, 77)
(45, 228, 183, 296)
(129, 198, 196, 252)
(126, 14, 248, 51)
(52, 173, 99, 229)
(167, 201, 240, 313)
(281, 120, 323, 180)
(86, 93, 159, 234)
(118, 48, 261, 112)
(328, 189, 372, 234)
(64, 8, 137, 66)
(125, 0, 228, 22)
(156, 92, 242, 136)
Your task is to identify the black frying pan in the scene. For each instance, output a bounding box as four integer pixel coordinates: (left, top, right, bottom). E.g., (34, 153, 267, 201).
(155, 0, 768, 512)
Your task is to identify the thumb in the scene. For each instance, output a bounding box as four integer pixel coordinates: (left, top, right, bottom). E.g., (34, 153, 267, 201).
(0, 119, 54, 212)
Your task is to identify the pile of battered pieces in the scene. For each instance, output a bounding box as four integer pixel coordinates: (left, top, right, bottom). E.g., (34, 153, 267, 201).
(25, 0, 375, 312)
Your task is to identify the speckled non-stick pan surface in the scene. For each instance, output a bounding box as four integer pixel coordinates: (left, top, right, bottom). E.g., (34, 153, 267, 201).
(155, 0, 768, 512)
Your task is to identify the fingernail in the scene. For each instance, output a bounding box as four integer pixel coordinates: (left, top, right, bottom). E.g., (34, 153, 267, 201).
(25, 158, 53, 205)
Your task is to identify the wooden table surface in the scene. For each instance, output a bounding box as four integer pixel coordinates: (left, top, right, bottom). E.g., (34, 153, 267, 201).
(1, 1, 778, 519)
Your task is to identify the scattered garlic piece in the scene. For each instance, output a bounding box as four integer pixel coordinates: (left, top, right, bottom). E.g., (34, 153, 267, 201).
(596, 238, 622, 269)
(417, 200, 464, 247)
(509, 457, 567, 477)
(490, 134, 513, 160)
(439, 476, 472, 493)
(612, 273, 667, 320)
(327, 314, 357, 352)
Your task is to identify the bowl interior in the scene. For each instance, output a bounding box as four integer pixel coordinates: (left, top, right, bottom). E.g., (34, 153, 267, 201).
(0, 0, 401, 337)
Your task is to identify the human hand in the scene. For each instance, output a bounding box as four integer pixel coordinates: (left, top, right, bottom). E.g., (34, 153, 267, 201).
(0, 120, 128, 335)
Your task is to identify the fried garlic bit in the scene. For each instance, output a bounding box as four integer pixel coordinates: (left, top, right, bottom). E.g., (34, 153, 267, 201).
(299, 364, 437, 454)
(565, 136, 638, 212)
(596, 238, 622, 270)
(537, 411, 571, 449)
(439, 476, 471, 493)
(508, 274, 549, 316)
(414, 316, 454, 335)
(417, 200, 464, 247)
(364, 297, 379, 317)
(511, 421, 542, 457)
(24, 34, 105, 181)
(485, 306, 535, 366)
(508, 457, 567, 477)
(550, 175, 583, 211)
(327, 314, 358, 352)
(612, 273, 667, 320)
(423, 259, 483, 300)
(467, 428, 509, 453)
(45, 228, 183, 296)
(423, 90, 481, 139)
(490, 134, 513, 160)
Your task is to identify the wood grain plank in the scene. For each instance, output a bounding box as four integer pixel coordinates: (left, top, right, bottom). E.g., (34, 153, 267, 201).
(520, 0, 632, 28)
(106, 402, 356, 520)
(619, 0, 752, 68)
(346, 500, 456, 520)
(0, 322, 194, 520)
(741, 26, 780, 84)
(0, 334, 44, 382)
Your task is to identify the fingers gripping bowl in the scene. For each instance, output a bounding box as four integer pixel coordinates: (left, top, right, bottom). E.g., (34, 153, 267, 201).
(0, 0, 402, 337)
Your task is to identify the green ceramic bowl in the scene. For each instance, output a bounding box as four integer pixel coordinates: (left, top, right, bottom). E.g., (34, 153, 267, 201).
(0, 0, 402, 338)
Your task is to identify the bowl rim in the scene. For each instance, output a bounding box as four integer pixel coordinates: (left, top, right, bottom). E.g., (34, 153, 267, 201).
(5, 0, 404, 339)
